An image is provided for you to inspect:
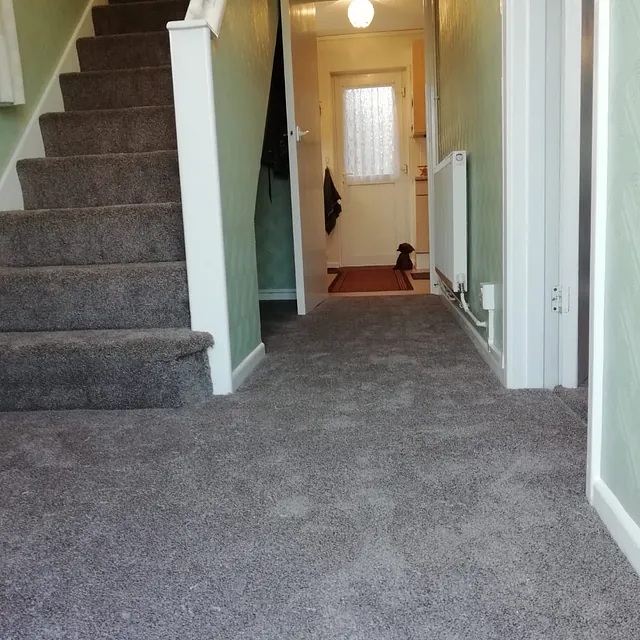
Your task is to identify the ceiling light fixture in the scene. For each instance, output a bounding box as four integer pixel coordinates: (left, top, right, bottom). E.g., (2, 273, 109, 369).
(348, 0, 374, 29)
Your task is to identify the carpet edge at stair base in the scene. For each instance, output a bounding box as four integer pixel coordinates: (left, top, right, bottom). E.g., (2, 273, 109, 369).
(0, 329, 213, 411)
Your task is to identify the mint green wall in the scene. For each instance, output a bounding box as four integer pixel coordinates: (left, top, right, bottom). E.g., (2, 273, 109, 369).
(436, 0, 504, 350)
(255, 166, 296, 292)
(600, 0, 640, 525)
(212, 0, 279, 368)
(0, 0, 88, 175)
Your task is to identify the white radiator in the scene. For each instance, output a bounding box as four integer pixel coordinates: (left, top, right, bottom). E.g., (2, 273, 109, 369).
(433, 150, 468, 292)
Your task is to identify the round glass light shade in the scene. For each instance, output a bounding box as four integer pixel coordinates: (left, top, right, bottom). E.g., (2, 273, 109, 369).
(348, 0, 374, 29)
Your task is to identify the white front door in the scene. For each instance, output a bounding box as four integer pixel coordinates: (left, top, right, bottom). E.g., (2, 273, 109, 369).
(281, 0, 327, 315)
(334, 72, 410, 267)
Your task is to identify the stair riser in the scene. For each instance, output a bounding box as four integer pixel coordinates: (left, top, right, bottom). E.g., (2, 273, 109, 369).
(41, 108, 177, 156)
(0, 205, 184, 268)
(77, 32, 170, 72)
(0, 263, 190, 332)
(92, 1, 189, 36)
(0, 343, 212, 411)
(60, 67, 172, 111)
(17, 152, 180, 210)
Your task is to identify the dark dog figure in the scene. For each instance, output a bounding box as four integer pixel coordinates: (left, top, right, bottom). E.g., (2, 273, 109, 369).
(394, 242, 414, 270)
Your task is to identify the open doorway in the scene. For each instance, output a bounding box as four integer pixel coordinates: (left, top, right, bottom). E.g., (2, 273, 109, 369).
(333, 71, 410, 267)
(281, 0, 430, 307)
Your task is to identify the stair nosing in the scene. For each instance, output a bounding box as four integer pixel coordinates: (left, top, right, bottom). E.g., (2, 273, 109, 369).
(0, 328, 213, 348)
(60, 65, 171, 79)
(17, 149, 178, 164)
(76, 30, 169, 43)
(94, 0, 189, 8)
(0, 202, 181, 217)
(0, 261, 186, 274)
(40, 105, 175, 120)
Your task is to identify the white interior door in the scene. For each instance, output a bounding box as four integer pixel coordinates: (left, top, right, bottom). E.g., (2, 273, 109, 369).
(334, 72, 410, 267)
(586, 0, 640, 575)
(281, 0, 327, 315)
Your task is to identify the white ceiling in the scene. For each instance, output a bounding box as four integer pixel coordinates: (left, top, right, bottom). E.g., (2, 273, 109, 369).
(314, 0, 424, 37)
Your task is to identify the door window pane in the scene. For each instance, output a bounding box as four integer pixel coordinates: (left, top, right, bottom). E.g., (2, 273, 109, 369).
(343, 85, 399, 182)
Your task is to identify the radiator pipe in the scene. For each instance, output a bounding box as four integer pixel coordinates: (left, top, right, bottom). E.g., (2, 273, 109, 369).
(440, 279, 487, 328)
(459, 290, 487, 328)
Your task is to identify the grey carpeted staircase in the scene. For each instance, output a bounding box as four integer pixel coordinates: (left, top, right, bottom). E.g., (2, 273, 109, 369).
(0, 0, 214, 411)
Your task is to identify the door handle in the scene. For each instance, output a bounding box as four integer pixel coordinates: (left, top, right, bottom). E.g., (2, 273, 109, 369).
(296, 126, 309, 141)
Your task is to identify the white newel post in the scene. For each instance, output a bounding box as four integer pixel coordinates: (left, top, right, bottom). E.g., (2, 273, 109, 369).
(167, 19, 233, 394)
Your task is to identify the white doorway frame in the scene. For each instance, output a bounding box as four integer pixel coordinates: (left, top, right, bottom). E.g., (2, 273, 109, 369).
(280, 0, 328, 316)
(557, 0, 583, 389)
(331, 70, 413, 267)
(503, 0, 584, 389)
(502, 0, 547, 389)
(422, 0, 439, 295)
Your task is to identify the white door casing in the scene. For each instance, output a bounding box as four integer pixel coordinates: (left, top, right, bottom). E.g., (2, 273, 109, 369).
(281, 0, 327, 315)
(423, 0, 440, 294)
(333, 71, 411, 267)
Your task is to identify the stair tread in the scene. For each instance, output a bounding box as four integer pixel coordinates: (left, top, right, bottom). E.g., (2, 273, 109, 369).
(0, 328, 212, 351)
(0, 260, 185, 274)
(97, 0, 188, 8)
(18, 148, 177, 165)
(92, 0, 189, 37)
(105, 0, 185, 6)
(61, 64, 171, 79)
(109, 0, 176, 4)
(41, 104, 174, 119)
(0, 202, 180, 217)
(77, 29, 167, 42)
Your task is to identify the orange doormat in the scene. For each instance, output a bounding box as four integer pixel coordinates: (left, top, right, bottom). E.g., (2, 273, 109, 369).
(328, 266, 413, 293)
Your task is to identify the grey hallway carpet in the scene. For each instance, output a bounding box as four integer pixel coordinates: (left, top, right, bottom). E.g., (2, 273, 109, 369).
(1, 296, 639, 639)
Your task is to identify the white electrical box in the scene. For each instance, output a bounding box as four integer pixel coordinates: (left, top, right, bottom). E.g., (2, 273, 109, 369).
(480, 283, 496, 311)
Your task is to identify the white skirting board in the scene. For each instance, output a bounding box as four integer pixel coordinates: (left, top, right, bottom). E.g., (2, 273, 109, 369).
(232, 342, 266, 391)
(415, 252, 430, 271)
(0, 0, 103, 211)
(259, 289, 296, 301)
(326, 262, 340, 270)
(592, 479, 640, 577)
(440, 290, 505, 385)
